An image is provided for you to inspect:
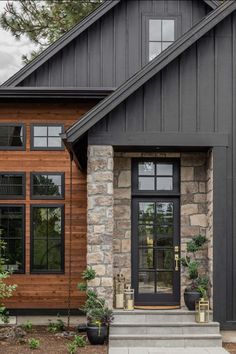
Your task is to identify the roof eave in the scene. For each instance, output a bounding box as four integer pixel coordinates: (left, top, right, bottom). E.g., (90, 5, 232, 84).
(0, 87, 115, 100)
(203, 0, 219, 10)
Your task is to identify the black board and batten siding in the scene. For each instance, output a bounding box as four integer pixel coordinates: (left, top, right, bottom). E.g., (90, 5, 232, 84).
(88, 13, 236, 330)
(18, 0, 209, 88)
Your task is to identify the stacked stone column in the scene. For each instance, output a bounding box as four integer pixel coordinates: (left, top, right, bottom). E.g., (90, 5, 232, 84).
(87, 145, 114, 307)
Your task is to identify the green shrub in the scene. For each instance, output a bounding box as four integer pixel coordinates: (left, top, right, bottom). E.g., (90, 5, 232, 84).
(21, 320, 33, 331)
(73, 335, 86, 347)
(181, 234, 209, 297)
(47, 317, 65, 333)
(0, 240, 17, 323)
(28, 338, 40, 349)
(67, 342, 78, 354)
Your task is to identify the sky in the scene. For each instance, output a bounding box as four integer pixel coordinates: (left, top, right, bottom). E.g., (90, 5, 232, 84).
(0, 1, 36, 84)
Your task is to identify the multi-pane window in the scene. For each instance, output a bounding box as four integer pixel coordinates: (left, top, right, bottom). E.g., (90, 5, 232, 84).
(31, 173, 64, 199)
(31, 124, 63, 150)
(138, 162, 174, 191)
(149, 19, 175, 61)
(0, 124, 25, 150)
(133, 160, 179, 194)
(0, 205, 24, 273)
(31, 205, 64, 273)
(0, 173, 25, 199)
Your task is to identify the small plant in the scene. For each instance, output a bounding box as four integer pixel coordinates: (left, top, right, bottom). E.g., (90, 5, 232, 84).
(67, 342, 78, 354)
(28, 338, 40, 349)
(78, 268, 113, 326)
(73, 335, 86, 347)
(77, 267, 96, 292)
(0, 240, 17, 323)
(0, 306, 9, 324)
(21, 320, 33, 331)
(47, 317, 65, 333)
(181, 234, 209, 297)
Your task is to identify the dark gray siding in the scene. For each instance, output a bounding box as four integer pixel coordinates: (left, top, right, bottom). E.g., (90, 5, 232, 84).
(18, 0, 209, 87)
(89, 17, 232, 141)
(88, 13, 236, 329)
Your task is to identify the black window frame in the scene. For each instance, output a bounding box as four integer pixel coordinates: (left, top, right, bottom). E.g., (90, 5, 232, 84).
(30, 172, 65, 200)
(0, 204, 25, 274)
(0, 123, 26, 151)
(30, 204, 65, 274)
(132, 158, 180, 196)
(30, 123, 64, 151)
(142, 14, 180, 65)
(0, 172, 26, 200)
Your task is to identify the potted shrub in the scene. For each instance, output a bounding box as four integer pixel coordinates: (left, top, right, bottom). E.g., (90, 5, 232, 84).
(181, 234, 209, 310)
(78, 267, 114, 345)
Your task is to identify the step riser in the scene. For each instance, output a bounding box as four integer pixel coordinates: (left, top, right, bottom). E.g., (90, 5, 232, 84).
(110, 326, 219, 335)
(109, 338, 222, 348)
(113, 314, 213, 323)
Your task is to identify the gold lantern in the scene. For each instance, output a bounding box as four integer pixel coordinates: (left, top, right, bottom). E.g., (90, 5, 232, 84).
(124, 285, 134, 311)
(195, 298, 210, 323)
(114, 274, 126, 309)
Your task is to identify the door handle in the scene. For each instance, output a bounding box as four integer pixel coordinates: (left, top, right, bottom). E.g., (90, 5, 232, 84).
(175, 254, 180, 271)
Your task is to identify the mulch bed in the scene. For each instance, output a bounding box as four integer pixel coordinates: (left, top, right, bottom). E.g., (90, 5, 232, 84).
(224, 343, 236, 354)
(0, 326, 107, 354)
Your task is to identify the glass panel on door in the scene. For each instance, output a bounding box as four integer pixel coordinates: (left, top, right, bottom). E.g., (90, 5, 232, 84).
(138, 201, 174, 295)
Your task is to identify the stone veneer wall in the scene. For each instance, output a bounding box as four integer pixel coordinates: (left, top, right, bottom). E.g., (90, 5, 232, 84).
(87, 145, 114, 307)
(113, 152, 213, 306)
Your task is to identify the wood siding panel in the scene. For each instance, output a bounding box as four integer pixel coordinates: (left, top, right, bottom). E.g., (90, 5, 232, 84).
(0, 102, 94, 310)
(18, 0, 209, 87)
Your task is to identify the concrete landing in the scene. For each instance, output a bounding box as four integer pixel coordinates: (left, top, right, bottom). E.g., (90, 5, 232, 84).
(109, 348, 229, 354)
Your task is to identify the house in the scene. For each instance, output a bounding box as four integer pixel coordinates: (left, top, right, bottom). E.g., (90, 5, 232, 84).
(0, 0, 235, 334)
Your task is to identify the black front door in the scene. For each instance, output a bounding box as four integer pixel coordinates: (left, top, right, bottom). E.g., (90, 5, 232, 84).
(131, 159, 180, 306)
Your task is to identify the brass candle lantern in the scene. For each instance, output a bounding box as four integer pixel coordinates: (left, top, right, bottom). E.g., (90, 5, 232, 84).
(114, 274, 126, 309)
(124, 285, 134, 311)
(195, 298, 210, 323)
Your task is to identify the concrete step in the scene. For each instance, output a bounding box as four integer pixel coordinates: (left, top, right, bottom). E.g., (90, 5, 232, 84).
(110, 322, 220, 335)
(113, 310, 213, 324)
(109, 348, 229, 354)
(109, 334, 222, 348)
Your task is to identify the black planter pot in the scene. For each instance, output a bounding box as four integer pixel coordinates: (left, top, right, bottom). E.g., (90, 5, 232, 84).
(86, 324, 108, 345)
(184, 290, 201, 310)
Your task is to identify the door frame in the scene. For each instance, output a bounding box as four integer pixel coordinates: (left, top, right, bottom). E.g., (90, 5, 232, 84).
(131, 158, 180, 307)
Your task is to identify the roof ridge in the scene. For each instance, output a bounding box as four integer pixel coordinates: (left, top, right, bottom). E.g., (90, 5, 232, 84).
(64, 0, 236, 144)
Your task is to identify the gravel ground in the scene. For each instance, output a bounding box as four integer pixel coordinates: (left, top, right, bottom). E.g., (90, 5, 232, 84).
(0, 326, 107, 354)
(224, 343, 236, 354)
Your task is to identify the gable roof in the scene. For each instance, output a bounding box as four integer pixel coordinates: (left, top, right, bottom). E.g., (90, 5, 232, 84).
(2, 0, 120, 87)
(2, 0, 219, 88)
(63, 0, 236, 145)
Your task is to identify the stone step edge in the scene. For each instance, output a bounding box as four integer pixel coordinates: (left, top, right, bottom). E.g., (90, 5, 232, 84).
(109, 334, 222, 340)
(111, 322, 219, 327)
(113, 310, 213, 315)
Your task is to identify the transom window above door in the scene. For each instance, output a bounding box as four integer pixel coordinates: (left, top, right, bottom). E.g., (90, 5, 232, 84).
(132, 160, 179, 195)
(31, 124, 64, 150)
(148, 19, 175, 61)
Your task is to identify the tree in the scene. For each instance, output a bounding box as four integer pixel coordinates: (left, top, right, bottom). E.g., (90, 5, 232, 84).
(0, 0, 103, 63)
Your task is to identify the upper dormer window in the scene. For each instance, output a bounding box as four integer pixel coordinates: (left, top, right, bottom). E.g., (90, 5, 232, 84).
(149, 19, 175, 61)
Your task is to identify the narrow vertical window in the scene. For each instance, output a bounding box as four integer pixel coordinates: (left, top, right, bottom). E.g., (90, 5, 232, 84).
(149, 19, 175, 61)
(31, 205, 64, 273)
(0, 205, 25, 273)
